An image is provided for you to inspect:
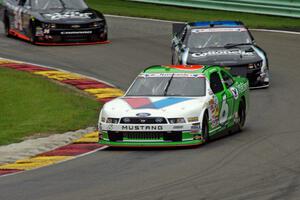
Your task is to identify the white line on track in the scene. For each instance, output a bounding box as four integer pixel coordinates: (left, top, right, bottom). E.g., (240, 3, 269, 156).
(0, 145, 109, 178)
(105, 14, 300, 35)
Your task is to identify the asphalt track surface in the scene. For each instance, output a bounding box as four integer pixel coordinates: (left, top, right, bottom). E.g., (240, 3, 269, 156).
(1, 16, 300, 200)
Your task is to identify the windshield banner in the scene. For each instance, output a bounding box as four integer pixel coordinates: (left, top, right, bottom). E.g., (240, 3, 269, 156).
(192, 28, 247, 33)
(139, 73, 205, 78)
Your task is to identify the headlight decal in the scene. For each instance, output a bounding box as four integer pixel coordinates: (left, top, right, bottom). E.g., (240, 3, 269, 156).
(168, 118, 186, 124)
(106, 118, 119, 124)
(188, 117, 199, 123)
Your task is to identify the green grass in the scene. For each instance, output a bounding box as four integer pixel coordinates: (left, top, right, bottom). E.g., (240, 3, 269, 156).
(86, 0, 300, 30)
(0, 68, 100, 145)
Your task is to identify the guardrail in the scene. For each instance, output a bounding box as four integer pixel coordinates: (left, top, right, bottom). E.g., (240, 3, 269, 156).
(129, 0, 300, 18)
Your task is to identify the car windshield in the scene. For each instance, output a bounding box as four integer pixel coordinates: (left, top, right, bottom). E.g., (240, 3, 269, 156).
(126, 75, 206, 97)
(31, 0, 88, 10)
(186, 27, 252, 48)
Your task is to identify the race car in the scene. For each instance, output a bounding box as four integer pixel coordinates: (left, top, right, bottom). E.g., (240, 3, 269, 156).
(171, 21, 269, 88)
(98, 65, 249, 147)
(1, 0, 108, 45)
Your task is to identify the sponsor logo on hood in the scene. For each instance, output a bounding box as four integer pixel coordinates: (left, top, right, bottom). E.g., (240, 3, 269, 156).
(43, 11, 93, 20)
(123, 97, 192, 109)
(136, 113, 151, 117)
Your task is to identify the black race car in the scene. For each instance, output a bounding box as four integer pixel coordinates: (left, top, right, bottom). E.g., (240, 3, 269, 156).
(171, 21, 269, 88)
(1, 0, 108, 45)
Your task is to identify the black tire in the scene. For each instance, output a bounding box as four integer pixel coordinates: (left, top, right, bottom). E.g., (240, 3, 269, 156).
(171, 52, 175, 65)
(4, 15, 11, 37)
(29, 23, 36, 44)
(237, 101, 246, 131)
(202, 112, 209, 144)
(103, 33, 108, 41)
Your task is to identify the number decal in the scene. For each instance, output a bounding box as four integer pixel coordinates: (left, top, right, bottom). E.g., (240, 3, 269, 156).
(219, 95, 229, 125)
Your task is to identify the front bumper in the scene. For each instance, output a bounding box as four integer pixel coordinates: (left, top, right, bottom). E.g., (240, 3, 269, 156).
(100, 139, 203, 147)
(99, 123, 204, 147)
(228, 65, 269, 88)
(34, 27, 107, 44)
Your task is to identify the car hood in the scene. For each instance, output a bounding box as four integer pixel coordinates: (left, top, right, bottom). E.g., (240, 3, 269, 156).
(187, 46, 261, 66)
(34, 8, 103, 23)
(101, 97, 208, 119)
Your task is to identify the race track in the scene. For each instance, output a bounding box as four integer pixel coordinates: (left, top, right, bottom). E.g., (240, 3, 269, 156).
(1, 16, 300, 200)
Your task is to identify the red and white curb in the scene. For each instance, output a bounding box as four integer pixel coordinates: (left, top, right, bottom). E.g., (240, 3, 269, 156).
(0, 58, 123, 177)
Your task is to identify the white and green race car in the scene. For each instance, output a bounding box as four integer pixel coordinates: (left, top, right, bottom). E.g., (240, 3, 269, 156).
(98, 65, 249, 147)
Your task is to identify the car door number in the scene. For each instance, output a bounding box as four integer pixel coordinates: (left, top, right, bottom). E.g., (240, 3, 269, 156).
(219, 95, 229, 125)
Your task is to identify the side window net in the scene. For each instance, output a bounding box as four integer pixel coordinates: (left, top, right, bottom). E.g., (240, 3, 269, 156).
(221, 71, 234, 88)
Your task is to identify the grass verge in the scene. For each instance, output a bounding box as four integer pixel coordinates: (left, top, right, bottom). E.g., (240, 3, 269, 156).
(86, 0, 300, 30)
(0, 68, 100, 145)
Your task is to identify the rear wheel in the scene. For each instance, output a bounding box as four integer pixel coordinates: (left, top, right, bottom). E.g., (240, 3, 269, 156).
(237, 101, 246, 131)
(202, 112, 209, 144)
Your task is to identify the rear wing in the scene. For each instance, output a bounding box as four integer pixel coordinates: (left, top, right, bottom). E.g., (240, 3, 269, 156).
(172, 23, 186, 37)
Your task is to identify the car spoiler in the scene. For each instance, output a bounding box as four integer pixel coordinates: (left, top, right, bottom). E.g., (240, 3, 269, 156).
(172, 23, 186, 36)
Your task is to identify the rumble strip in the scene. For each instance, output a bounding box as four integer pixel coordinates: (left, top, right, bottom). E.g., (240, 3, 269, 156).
(0, 58, 123, 177)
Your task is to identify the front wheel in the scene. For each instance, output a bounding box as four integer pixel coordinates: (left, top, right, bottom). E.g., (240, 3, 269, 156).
(237, 101, 246, 131)
(171, 52, 175, 65)
(29, 23, 36, 44)
(202, 113, 209, 144)
(4, 15, 11, 37)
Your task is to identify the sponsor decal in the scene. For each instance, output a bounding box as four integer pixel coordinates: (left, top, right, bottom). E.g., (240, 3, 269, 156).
(136, 113, 151, 117)
(209, 96, 219, 128)
(166, 65, 204, 70)
(43, 12, 93, 20)
(141, 73, 204, 78)
(192, 28, 247, 33)
(121, 125, 163, 131)
(191, 123, 201, 133)
(123, 97, 191, 109)
(61, 31, 92, 35)
(191, 49, 255, 57)
(71, 25, 81, 29)
(230, 87, 239, 100)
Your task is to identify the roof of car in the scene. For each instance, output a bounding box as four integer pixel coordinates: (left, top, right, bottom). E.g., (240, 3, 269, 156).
(188, 21, 245, 28)
(143, 65, 217, 74)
